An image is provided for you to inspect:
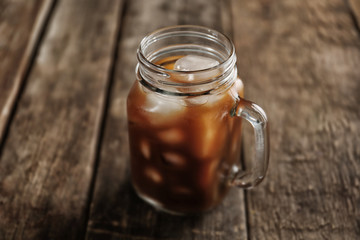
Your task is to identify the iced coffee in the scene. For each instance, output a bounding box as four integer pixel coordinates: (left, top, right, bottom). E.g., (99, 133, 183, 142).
(127, 26, 269, 214)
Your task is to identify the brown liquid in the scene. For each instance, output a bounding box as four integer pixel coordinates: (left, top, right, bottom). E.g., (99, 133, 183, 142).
(127, 56, 244, 213)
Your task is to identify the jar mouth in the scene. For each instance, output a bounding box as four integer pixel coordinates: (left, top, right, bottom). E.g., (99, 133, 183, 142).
(137, 25, 237, 93)
(139, 25, 235, 69)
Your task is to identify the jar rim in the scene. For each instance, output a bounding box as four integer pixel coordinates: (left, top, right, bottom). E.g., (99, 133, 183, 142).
(136, 25, 237, 95)
(137, 25, 236, 75)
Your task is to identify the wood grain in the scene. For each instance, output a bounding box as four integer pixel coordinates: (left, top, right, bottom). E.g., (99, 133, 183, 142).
(0, 0, 122, 239)
(0, 0, 53, 145)
(85, 0, 247, 239)
(232, 0, 360, 239)
(349, 0, 360, 29)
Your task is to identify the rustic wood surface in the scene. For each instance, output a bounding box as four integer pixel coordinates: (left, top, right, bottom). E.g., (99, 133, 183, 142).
(232, 0, 360, 239)
(0, 0, 121, 239)
(0, 0, 53, 144)
(0, 0, 359, 239)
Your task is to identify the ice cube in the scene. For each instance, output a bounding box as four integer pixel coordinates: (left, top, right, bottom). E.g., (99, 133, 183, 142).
(162, 152, 186, 167)
(128, 81, 186, 126)
(229, 77, 244, 99)
(174, 55, 220, 82)
(193, 111, 228, 159)
(158, 128, 184, 144)
(144, 167, 162, 183)
(143, 92, 185, 126)
(140, 139, 151, 159)
(185, 87, 231, 107)
(184, 95, 209, 106)
(172, 186, 192, 195)
(174, 55, 219, 71)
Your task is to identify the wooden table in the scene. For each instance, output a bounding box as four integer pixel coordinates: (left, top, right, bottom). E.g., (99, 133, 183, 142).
(1, 0, 359, 239)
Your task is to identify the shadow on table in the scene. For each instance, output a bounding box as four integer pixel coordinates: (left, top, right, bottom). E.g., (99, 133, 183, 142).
(88, 177, 205, 239)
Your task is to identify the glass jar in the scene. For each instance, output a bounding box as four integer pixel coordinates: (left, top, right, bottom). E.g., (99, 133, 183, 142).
(127, 25, 269, 214)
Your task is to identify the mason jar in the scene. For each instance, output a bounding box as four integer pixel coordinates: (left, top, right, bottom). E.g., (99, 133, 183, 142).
(127, 25, 269, 214)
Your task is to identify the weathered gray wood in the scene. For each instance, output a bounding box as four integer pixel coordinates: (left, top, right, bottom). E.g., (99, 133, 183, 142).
(85, 0, 247, 239)
(232, 0, 360, 239)
(0, 0, 122, 239)
(0, 0, 53, 144)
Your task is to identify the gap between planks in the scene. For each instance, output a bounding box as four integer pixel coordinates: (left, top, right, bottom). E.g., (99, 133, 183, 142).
(82, 0, 129, 239)
(225, 0, 251, 238)
(348, 0, 360, 34)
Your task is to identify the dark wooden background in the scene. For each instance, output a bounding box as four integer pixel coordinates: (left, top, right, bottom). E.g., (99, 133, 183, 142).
(0, 0, 359, 239)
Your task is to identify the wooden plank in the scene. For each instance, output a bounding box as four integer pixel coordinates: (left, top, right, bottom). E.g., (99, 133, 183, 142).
(0, 0, 53, 144)
(0, 0, 122, 239)
(349, 0, 360, 29)
(232, 0, 360, 239)
(86, 0, 247, 239)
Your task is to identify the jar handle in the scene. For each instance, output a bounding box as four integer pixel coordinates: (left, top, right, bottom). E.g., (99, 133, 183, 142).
(231, 98, 270, 188)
